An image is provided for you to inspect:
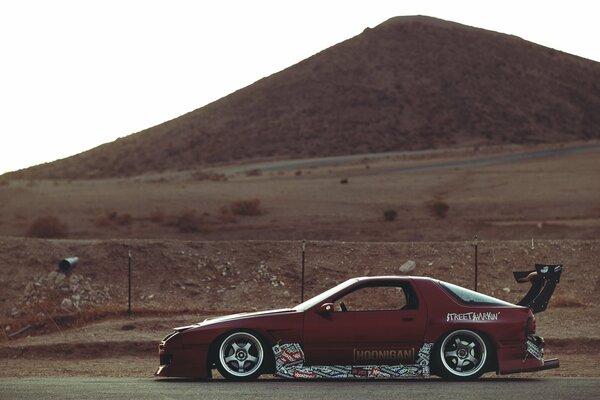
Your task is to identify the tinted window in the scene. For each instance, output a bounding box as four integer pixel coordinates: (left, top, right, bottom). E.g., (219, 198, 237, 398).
(333, 282, 418, 312)
(440, 281, 513, 306)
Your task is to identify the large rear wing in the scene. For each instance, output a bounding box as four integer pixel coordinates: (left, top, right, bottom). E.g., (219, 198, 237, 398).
(513, 264, 562, 313)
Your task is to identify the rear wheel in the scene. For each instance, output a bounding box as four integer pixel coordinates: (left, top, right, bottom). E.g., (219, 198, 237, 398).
(216, 331, 266, 380)
(437, 330, 489, 380)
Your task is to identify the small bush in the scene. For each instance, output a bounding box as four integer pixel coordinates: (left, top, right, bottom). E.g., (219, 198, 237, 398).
(115, 213, 132, 226)
(27, 216, 68, 238)
(383, 209, 398, 221)
(218, 206, 238, 223)
(553, 293, 586, 308)
(95, 211, 133, 227)
(192, 170, 227, 181)
(340, 178, 348, 184)
(429, 200, 449, 218)
(149, 207, 166, 223)
(0, 179, 9, 186)
(175, 209, 205, 233)
(230, 199, 264, 216)
(245, 169, 262, 177)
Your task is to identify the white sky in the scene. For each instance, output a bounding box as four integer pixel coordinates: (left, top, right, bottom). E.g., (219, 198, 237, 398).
(0, 0, 598, 175)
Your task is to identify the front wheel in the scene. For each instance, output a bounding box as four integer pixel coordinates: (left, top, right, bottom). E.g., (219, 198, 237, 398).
(216, 331, 266, 380)
(436, 329, 489, 380)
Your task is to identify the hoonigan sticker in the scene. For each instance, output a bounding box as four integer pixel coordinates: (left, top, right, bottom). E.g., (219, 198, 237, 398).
(353, 348, 416, 364)
(273, 342, 433, 379)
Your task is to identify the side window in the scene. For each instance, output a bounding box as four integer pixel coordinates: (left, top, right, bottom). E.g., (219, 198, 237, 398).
(333, 284, 416, 312)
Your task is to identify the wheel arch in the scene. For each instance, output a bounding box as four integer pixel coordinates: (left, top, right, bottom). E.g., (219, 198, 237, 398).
(207, 328, 275, 375)
(430, 327, 498, 377)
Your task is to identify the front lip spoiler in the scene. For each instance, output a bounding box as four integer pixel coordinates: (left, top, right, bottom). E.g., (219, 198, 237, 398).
(502, 358, 560, 374)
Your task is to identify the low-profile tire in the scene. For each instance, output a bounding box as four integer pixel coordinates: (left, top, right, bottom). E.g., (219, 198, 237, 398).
(436, 329, 489, 380)
(216, 331, 266, 380)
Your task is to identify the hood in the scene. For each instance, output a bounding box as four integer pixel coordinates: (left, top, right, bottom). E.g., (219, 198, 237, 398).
(173, 308, 296, 332)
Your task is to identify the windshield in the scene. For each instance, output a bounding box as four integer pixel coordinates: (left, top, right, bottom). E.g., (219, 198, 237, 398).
(293, 279, 358, 311)
(440, 281, 513, 306)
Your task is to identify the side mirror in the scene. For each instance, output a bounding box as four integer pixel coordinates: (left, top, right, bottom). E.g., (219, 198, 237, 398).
(318, 303, 334, 314)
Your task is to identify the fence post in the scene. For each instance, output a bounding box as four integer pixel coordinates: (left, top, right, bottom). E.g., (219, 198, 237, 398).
(128, 250, 132, 315)
(301, 240, 306, 303)
(474, 235, 479, 292)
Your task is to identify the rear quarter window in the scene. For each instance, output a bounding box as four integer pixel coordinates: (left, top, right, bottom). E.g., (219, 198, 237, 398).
(440, 281, 513, 306)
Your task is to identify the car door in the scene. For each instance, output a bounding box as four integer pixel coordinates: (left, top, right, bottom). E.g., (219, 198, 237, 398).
(302, 279, 427, 366)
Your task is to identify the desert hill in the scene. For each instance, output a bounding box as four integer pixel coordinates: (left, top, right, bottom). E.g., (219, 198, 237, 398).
(6, 15, 600, 179)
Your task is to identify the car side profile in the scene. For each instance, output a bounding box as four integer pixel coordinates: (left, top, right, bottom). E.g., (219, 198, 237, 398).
(156, 264, 561, 380)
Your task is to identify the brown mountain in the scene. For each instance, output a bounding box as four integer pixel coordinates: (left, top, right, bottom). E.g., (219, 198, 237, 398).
(7, 15, 600, 179)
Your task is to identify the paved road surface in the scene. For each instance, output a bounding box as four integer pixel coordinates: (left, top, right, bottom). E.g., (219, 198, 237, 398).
(228, 142, 600, 175)
(1, 377, 599, 400)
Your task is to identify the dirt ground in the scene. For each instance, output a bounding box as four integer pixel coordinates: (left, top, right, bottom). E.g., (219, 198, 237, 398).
(1, 142, 599, 242)
(0, 237, 599, 377)
(1, 144, 599, 377)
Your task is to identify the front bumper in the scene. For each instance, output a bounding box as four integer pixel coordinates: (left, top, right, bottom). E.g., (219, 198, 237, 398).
(155, 339, 210, 378)
(497, 335, 559, 374)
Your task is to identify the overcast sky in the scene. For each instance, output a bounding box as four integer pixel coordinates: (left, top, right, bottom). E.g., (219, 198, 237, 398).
(1, 0, 598, 175)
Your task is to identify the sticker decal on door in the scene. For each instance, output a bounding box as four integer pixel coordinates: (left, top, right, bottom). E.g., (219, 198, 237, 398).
(273, 342, 433, 379)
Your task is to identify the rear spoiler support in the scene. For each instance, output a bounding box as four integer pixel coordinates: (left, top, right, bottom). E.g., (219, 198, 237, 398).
(513, 264, 562, 313)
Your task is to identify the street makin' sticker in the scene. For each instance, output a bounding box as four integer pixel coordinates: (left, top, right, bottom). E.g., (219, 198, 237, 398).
(446, 311, 500, 322)
(272, 342, 433, 379)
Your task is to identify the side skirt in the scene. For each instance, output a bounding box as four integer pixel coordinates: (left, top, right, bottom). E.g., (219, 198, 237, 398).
(273, 342, 433, 379)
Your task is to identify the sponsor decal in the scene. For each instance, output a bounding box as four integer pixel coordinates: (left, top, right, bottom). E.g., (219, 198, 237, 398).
(353, 348, 415, 363)
(272, 342, 433, 379)
(446, 311, 500, 322)
(526, 339, 543, 360)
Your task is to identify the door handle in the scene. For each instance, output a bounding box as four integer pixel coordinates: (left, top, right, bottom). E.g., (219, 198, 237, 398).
(402, 317, 414, 322)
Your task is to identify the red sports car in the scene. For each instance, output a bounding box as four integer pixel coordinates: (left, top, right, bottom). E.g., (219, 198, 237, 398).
(156, 264, 561, 380)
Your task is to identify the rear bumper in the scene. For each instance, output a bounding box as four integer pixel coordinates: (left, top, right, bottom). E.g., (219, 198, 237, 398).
(497, 335, 559, 375)
(500, 358, 559, 374)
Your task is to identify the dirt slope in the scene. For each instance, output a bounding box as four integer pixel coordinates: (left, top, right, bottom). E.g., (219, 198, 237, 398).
(6, 16, 600, 179)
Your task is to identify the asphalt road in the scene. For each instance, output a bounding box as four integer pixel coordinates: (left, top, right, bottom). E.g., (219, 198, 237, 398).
(1, 377, 599, 400)
(230, 142, 600, 175)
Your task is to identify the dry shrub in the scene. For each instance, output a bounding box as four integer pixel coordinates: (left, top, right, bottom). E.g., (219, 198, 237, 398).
(115, 213, 132, 226)
(245, 169, 262, 177)
(175, 209, 205, 233)
(27, 216, 68, 238)
(192, 170, 227, 181)
(429, 199, 449, 218)
(149, 207, 166, 223)
(0, 179, 9, 186)
(383, 209, 398, 221)
(95, 211, 133, 227)
(230, 199, 264, 216)
(552, 293, 586, 308)
(218, 206, 238, 223)
(340, 178, 349, 184)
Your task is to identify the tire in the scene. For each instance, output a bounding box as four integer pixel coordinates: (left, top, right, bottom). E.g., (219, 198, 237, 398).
(216, 331, 266, 380)
(436, 330, 489, 380)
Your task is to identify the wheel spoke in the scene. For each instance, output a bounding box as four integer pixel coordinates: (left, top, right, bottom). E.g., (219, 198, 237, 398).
(237, 360, 246, 373)
(246, 354, 258, 364)
(466, 355, 478, 365)
(242, 342, 252, 352)
(224, 355, 237, 363)
(445, 350, 458, 359)
(231, 343, 242, 352)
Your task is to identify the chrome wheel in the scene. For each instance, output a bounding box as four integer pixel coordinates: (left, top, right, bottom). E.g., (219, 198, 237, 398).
(440, 330, 487, 379)
(218, 332, 264, 379)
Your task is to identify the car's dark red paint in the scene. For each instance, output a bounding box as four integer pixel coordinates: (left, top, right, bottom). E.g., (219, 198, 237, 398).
(156, 274, 559, 380)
